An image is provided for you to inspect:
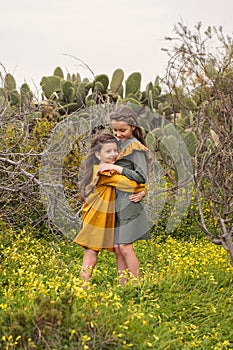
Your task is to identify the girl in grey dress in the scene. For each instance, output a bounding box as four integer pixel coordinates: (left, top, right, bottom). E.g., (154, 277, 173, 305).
(98, 105, 150, 285)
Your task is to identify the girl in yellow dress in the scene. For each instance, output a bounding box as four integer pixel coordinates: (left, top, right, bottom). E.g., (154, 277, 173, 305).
(74, 133, 145, 284)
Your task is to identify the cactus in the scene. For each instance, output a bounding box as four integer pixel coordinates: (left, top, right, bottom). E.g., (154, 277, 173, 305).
(142, 78, 162, 111)
(189, 111, 194, 126)
(154, 86, 161, 97)
(20, 83, 33, 105)
(152, 127, 162, 139)
(9, 90, 20, 106)
(148, 89, 154, 111)
(175, 116, 187, 129)
(173, 110, 194, 130)
(71, 73, 82, 83)
(93, 81, 105, 94)
(145, 131, 157, 151)
(67, 87, 76, 103)
(4, 73, 16, 90)
(84, 82, 93, 94)
(76, 73, 82, 83)
(146, 82, 154, 95)
(154, 75, 160, 86)
(118, 85, 124, 98)
(57, 102, 81, 114)
(85, 97, 97, 107)
(110, 68, 124, 94)
(66, 73, 72, 81)
(2, 73, 20, 106)
(182, 131, 196, 156)
(53, 66, 64, 79)
(40, 72, 92, 113)
(138, 116, 150, 132)
(40, 76, 63, 99)
(125, 72, 141, 97)
(123, 97, 142, 106)
(158, 101, 173, 116)
(77, 82, 88, 102)
(154, 76, 162, 96)
(159, 134, 179, 165)
(62, 81, 74, 100)
(162, 123, 176, 137)
(94, 74, 109, 93)
(162, 135, 179, 156)
(1, 73, 34, 107)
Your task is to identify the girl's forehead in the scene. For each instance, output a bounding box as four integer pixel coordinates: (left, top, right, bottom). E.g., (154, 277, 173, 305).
(111, 120, 129, 128)
(101, 142, 118, 149)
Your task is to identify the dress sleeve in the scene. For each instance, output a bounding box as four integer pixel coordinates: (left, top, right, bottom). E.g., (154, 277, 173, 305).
(97, 173, 145, 193)
(121, 151, 147, 184)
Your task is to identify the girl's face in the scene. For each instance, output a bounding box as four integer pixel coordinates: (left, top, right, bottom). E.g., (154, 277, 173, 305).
(95, 142, 119, 164)
(111, 120, 135, 142)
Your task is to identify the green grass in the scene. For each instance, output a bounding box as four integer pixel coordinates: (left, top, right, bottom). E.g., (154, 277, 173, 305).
(0, 225, 233, 349)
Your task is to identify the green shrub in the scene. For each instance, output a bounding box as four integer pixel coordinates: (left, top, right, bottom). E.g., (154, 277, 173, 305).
(0, 225, 233, 349)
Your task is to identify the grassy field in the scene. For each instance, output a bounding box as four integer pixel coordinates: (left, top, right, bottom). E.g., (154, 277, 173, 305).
(0, 224, 233, 349)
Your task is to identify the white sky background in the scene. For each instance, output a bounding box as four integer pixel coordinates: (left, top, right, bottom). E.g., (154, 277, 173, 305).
(1, 0, 233, 92)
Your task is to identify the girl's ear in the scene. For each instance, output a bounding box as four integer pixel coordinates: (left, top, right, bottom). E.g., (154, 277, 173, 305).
(95, 151, 101, 161)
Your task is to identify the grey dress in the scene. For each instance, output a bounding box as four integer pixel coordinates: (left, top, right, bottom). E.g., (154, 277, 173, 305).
(114, 138, 150, 244)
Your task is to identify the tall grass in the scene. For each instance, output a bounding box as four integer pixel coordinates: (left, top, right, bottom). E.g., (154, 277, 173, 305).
(0, 224, 233, 349)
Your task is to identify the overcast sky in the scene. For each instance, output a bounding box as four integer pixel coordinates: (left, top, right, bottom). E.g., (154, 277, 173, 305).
(1, 0, 233, 91)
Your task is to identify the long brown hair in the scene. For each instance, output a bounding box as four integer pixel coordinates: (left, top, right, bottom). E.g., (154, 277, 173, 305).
(79, 133, 118, 199)
(109, 105, 147, 147)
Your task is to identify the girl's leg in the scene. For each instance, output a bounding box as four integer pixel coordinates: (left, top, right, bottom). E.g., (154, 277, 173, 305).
(118, 244, 140, 281)
(80, 248, 99, 283)
(114, 245, 128, 286)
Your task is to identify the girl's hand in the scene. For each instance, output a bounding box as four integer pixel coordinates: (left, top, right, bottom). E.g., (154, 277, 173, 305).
(128, 190, 145, 202)
(98, 163, 123, 174)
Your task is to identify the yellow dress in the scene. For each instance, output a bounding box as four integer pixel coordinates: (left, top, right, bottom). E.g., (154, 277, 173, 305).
(73, 165, 145, 251)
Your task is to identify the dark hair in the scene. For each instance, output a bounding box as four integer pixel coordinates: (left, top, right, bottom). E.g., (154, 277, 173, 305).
(109, 105, 147, 147)
(79, 133, 118, 199)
